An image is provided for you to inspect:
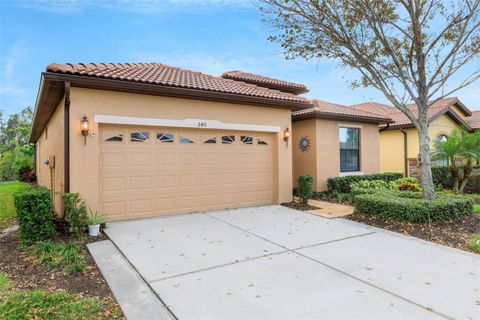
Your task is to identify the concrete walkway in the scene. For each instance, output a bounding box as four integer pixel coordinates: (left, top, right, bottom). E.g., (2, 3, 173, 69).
(91, 205, 479, 320)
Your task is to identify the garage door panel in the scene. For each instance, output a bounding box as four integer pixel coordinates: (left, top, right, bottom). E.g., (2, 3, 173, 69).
(130, 176, 152, 191)
(101, 177, 126, 192)
(101, 153, 125, 168)
(129, 153, 153, 166)
(99, 125, 274, 221)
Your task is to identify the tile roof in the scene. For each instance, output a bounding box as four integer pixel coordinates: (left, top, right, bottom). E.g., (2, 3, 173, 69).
(221, 70, 308, 94)
(292, 99, 392, 123)
(46, 63, 310, 104)
(466, 111, 480, 129)
(351, 97, 470, 129)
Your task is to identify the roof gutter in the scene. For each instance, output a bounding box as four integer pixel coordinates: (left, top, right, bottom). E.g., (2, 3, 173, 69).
(400, 128, 408, 176)
(379, 123, 390, 132)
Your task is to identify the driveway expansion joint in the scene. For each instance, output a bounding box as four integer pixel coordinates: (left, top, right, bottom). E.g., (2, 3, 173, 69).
(206, 213, 455, 320)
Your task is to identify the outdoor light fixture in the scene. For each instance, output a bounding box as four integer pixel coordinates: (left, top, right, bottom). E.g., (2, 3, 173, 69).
(81, 115, 89, 145)
(284, 127, 291, 147)
(284, 127, 291, 142)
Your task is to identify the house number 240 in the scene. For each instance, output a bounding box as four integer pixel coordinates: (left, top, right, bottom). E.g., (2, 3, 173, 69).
(197, 122, 208, 128)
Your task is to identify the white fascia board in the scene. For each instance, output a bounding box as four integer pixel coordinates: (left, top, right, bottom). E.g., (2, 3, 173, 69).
(94, 115, 281, 133)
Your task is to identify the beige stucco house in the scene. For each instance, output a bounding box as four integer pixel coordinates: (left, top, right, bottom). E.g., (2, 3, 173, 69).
(291, 100, 392, 191)
(30, 63, 390, 221)
(30, 63, 314, 221)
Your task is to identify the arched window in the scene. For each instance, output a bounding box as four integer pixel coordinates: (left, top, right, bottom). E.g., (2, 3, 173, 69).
(437, 134, 448, 143)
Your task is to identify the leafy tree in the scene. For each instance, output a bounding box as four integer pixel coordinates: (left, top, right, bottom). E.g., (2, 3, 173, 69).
(0, 107, 34, 181)
(431, 128, 480, 193)
(260, 0, 480, 200)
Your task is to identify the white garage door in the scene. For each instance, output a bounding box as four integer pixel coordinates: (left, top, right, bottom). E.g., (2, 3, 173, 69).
(99, 125, 275, 221)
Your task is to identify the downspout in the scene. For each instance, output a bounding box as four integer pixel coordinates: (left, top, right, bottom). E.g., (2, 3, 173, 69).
(400, 128, 408, 176)
(64, 82, 70, 193)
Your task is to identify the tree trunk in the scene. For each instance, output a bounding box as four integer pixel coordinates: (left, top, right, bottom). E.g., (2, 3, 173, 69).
(417, 121, 435, 200)
(459, 163, 473, 193)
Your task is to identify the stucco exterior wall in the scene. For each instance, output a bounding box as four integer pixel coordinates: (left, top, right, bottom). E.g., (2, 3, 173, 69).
(292, 119, 317, 189)
(68, 87, 293, 214)
(35, 98, 65, 215)
(379, 114, 460, 174)
(293, 119, 380, 192)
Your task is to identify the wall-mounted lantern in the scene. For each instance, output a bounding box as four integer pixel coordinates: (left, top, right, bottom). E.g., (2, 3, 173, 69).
(283, 127, 291, 144)
(81, 115, 89, 145)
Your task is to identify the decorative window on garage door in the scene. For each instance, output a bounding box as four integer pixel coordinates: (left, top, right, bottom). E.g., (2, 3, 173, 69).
(241, 136, 253, 144)
(103, 129, 124, 142)
(131, 131, 150, 142)
(222, 135, 236, 144)
(257, 136, 271, 145)
(202, 134, 217, 144)
(156, 132, 174, 143)
(179, 133, 196, 144)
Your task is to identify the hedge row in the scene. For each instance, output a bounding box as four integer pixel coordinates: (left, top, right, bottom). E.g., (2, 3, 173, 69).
(14, 186, 55, 244)
(327, 172, 403, 194)
(431, 167, 454, 189)
(353, 189, 473, 222)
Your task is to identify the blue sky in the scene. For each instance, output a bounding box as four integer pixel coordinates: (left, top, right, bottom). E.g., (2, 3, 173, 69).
(1, 0, 479, 116)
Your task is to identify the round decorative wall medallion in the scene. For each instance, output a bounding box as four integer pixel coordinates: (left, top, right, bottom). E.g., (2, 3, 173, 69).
(299, 136, 311, 152)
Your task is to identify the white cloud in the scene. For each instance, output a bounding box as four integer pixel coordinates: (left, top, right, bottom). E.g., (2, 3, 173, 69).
(0, 41, 28, 98)
(16, 0, 253, 14)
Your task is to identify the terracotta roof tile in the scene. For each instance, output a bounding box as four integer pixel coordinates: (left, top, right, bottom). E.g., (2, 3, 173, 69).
(221, 70, 308, 94)
(293, 99, 392, 123)
(351, 97, 468, 129)
(466, 111, 480, 129)
(46, 63, 310, 104)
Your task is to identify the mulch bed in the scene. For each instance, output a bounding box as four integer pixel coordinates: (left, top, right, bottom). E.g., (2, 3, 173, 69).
(282, 202, 318, 211)
(346, 213, 480, 253)
(0, 226, 121, 309)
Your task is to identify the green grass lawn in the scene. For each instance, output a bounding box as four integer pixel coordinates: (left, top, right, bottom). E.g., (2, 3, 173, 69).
(0, 273, 121, 320)
(0, 182, 29, 229)
(474, 204, 480, 214)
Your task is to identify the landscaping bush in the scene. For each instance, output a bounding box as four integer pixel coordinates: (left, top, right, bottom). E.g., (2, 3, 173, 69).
(14, 186, 55, 244)
(464, 175, 480, 194)
(18, 166, 37, 183)
(350, 179, 390, 190)
(390, 177, 422, 192)
(353, 189, 473, 222)
(327, 172, 403, 194)
(297, 175, 313, 204)
(468, 234, 480, 253)
(62, 193, 88, 236)
(431, 166, 454, 189)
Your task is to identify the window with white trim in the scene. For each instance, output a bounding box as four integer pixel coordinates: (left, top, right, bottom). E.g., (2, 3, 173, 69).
(339, 127, 360, 172)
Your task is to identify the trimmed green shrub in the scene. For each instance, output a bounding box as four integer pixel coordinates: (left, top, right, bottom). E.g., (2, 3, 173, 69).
(464, 175, 480, 194)
(390, 177, 422, 192)
(327, 172, 403, 194)
(297, 175, 313, 204)
(432, 167, 454, 189)
(14, 187, 55, 244)
(353, 189, 473, 222)
(62, 193, 88, 236)
(351, 179, 390, 190)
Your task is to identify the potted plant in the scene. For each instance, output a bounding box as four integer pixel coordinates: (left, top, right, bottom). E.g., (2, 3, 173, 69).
(87, 208, 106, 237)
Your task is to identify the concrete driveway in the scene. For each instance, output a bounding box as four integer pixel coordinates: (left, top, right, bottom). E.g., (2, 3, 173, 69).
(91, 205, 479, 320)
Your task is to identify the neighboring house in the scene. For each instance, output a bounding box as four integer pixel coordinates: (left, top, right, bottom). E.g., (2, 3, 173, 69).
(291, 100, 392, 191)
(465, 110, 480, 131)
(30, 63, 312, 221)
(351, 97, 474, 176)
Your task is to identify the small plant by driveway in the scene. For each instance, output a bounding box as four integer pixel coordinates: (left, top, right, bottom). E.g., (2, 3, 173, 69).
(29, 241, 87, 273)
